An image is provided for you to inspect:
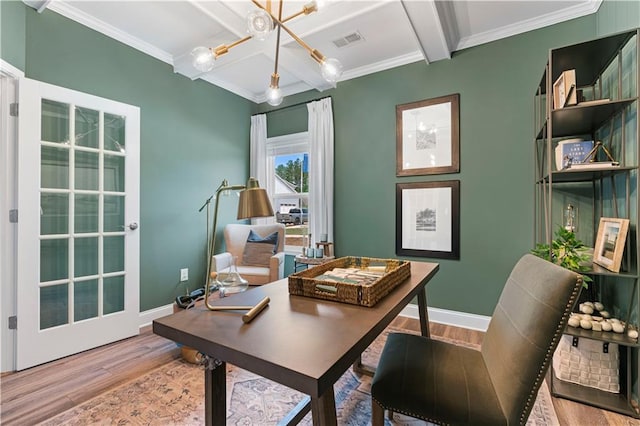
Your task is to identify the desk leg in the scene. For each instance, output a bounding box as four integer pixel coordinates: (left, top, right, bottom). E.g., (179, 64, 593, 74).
(352, 355, 375, 376)
(417, 287, 430, 338)
(311, 388, 337, 426)
(204, 358, 226, 426)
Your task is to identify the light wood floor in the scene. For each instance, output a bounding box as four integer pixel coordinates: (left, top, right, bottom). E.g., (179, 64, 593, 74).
(1, 316, 639, 425)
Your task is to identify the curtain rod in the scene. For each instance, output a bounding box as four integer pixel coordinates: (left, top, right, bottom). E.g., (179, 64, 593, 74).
(251, 95, 332, 116)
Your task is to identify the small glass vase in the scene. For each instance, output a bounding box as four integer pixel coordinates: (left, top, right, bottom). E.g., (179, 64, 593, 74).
(220, 256, 248, 296)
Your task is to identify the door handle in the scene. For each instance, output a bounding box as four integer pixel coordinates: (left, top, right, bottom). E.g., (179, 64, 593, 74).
(127, 222, 139, 230)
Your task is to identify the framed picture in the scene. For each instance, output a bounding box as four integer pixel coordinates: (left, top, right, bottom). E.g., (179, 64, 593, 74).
(396, 94, 460, 176)
(396, 180, 460, 259)
(552, 69, 577, 109)
(593, 217, 630, 272)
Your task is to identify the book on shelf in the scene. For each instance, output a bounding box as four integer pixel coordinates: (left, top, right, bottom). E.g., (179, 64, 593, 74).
(555, 139, 593, 170)
(565, 161, 619, 170)
(578, 98, 610, 107)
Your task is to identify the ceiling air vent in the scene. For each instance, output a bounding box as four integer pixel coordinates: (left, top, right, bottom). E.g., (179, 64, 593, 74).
(332, 31, 364, 48)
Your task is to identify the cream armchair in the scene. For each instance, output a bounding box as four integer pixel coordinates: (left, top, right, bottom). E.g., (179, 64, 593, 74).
(211, 223, 286, 285)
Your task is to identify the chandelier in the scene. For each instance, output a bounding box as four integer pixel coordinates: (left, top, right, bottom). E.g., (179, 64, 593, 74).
(190, 0, 343, 106)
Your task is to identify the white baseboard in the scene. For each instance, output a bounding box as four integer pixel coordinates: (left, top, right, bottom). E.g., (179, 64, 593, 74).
(139, 304, 491, 333)
(400, 304, 491, 332)
(139, 304, 174, 329)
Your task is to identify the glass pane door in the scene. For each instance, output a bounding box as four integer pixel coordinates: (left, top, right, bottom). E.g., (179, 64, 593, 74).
(17, 77, 139, 371)
(39, 100, 127, 329)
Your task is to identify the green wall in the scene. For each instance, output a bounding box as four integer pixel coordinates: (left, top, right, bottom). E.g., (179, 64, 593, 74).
(20, 6, 253, 311)
(0, 0, 26, 70)
(2, 0, 636, 317)
(257, 17, 599, 316)
(597, 0, 640, 36)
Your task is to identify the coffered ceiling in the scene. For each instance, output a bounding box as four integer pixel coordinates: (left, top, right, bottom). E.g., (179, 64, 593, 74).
(24, 0, 602, 103)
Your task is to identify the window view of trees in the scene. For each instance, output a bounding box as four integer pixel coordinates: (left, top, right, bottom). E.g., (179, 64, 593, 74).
(268, 136, 310, 252)
(275, 155, 308, 193)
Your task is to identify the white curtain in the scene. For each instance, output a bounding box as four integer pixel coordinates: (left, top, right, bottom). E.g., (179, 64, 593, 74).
(250, 114, 272, 224)
(307, 98, 334, 245)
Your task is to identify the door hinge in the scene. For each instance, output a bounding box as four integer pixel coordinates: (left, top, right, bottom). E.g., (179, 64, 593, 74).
(9, 103, 18, 117)
(8, 316, 17, 330)
(9, 209, 18, 223)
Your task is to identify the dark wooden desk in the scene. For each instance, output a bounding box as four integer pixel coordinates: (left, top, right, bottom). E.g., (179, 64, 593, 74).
(153, 261, 438, 425)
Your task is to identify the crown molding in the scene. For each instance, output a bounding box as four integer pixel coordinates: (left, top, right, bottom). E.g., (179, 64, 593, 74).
(340, 50, 423, 82)
(456, 0, 603, 51)
(46, 2, 174, 65)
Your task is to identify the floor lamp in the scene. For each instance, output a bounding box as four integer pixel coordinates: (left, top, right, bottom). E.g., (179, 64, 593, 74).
(200, 177, 274, 323)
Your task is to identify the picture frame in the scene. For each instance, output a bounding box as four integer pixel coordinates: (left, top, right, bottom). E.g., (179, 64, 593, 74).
(593, 217, 630, 272)
(552, 69, 577, 109)
(396, 180, 460, 259)
(396, 94, 460, 176)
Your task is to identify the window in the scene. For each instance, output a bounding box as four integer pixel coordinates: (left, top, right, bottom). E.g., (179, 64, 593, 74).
(267, 132, 309, 253)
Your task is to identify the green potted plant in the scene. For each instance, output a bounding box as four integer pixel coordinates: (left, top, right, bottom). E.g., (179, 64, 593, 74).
(531, 226, 592, 286)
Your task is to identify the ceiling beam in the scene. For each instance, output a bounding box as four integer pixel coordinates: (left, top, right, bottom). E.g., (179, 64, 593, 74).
(184, 0, 248, 39)
(21, 0, 53, 13)
(400, 0, 457, 64)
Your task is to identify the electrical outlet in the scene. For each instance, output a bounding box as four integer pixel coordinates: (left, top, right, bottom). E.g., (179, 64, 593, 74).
(180, 268, 189, 282)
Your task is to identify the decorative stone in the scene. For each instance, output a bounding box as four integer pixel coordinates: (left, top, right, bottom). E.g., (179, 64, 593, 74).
(568, 317, 580, 328)
(579, 304, 594, 314)
(580, 319, 593, 329)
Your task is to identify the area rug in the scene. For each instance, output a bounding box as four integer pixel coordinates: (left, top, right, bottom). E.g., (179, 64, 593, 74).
(40, 328, 559, 425)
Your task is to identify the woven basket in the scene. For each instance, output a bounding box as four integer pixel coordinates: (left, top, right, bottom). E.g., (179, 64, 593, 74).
(288, 256, 411, 307)
(552, 335, 620, 393)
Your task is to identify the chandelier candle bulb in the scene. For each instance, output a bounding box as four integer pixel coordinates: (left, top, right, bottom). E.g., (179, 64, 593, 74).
(191, 46, 215, 72)
(247, 8, 274, 40)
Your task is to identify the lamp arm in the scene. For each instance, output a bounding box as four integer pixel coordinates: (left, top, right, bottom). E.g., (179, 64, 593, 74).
(198, 194, 214, 212)
(204, 180, 246, 310)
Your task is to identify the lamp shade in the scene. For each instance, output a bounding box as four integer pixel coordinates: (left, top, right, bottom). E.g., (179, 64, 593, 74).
(237, 178, 274, 219)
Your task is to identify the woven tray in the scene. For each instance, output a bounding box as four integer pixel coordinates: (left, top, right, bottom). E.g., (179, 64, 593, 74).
(288, 256, 411, 307)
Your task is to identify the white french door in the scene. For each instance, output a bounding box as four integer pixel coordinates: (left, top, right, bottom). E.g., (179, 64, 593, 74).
(16, 79, 140, 370)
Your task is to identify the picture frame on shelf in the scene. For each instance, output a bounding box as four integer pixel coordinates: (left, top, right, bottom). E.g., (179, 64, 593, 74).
(593, 217, 630, 272)
(396, 94, 460, 176)
(396, 180, 460, 259)
(552, 69, 577, 109)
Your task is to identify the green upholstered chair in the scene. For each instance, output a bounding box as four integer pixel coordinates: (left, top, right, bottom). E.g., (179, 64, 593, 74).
(371, 254, 583, 425)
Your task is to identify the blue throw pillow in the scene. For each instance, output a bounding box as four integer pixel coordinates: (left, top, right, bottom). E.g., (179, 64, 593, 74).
(242, 230, 279, 266)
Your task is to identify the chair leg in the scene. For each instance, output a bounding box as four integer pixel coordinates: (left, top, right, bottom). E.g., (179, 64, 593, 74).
(372, 399, 385, 426)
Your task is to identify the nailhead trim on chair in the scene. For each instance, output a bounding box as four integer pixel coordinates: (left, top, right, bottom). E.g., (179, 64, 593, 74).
(372, 274, 583, 426)
(517, 275, 583, 426)
(371, 397, 450, 425)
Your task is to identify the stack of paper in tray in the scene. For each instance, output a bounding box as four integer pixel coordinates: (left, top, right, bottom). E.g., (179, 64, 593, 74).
(315, 267, 386, 286)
